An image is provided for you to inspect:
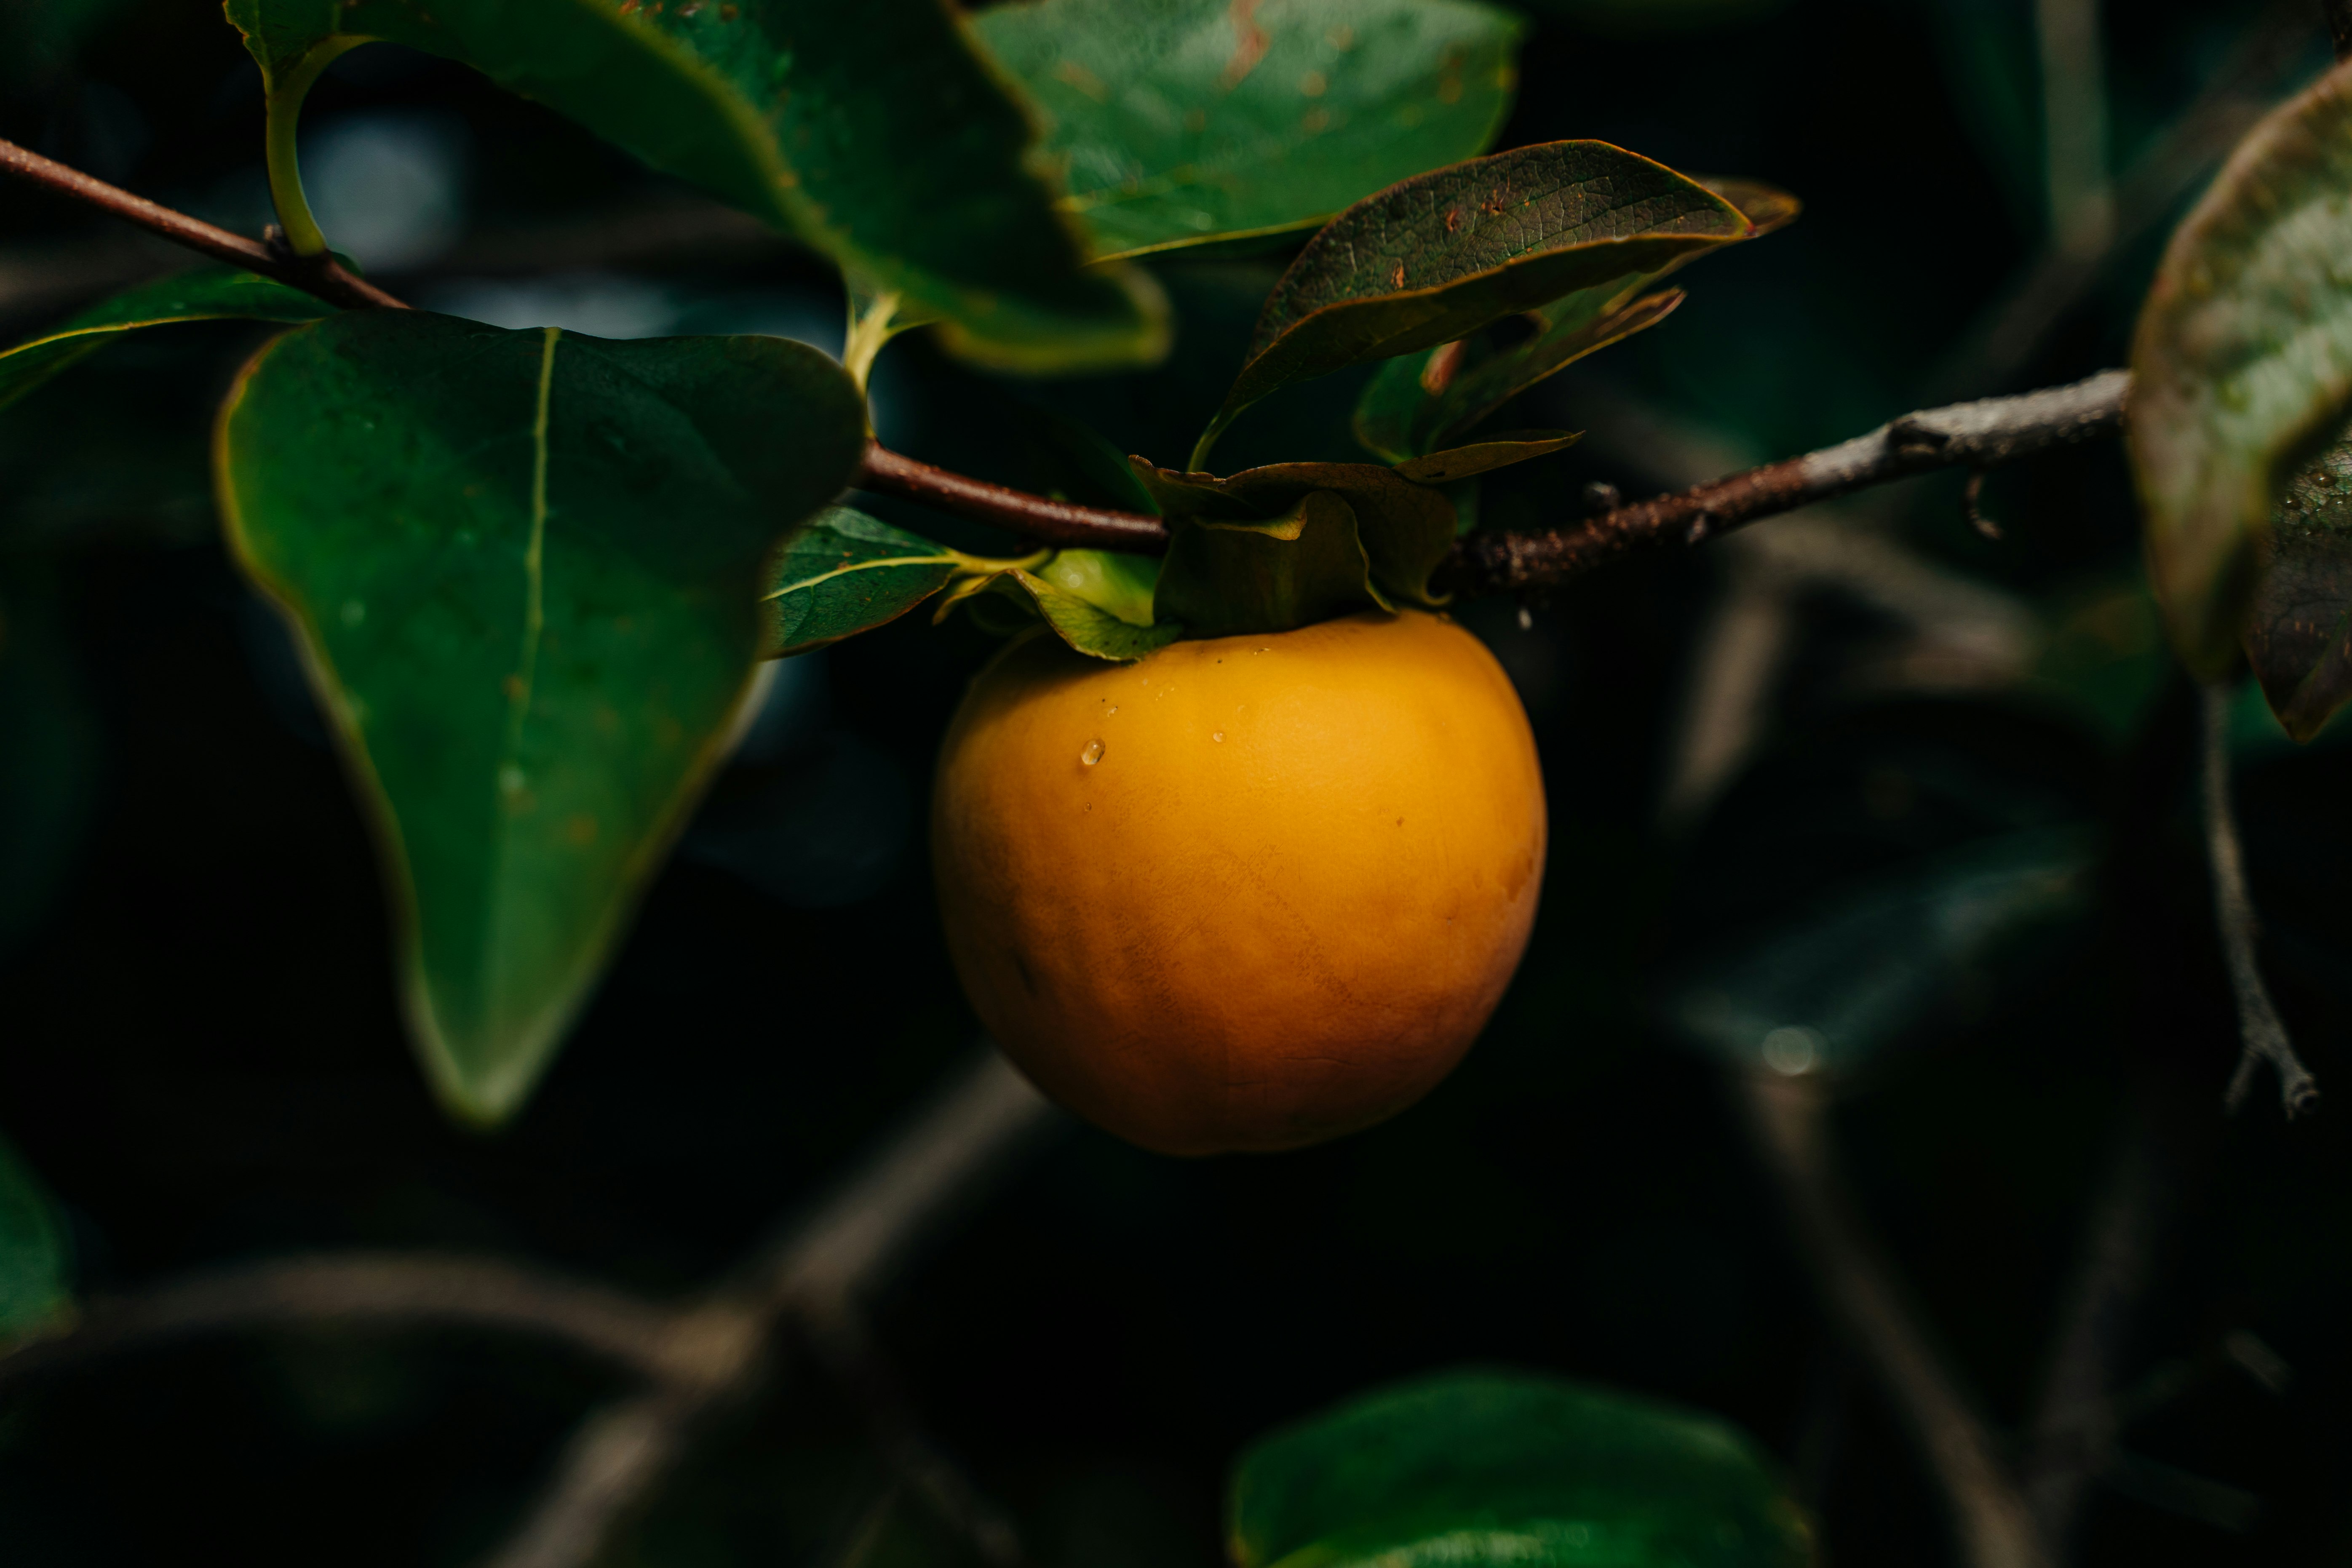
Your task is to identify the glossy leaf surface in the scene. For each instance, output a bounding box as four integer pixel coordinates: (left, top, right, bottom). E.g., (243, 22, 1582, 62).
(218, 311, 867, 1122)
(1134, 458, 1455, 604)
(1230, 1369, 1811, 1568)
(0, 1131, 70, 1340)
(225, 0, 1162, 370)
(2129, 59, 2352, 673)
(972, 0, 1520, 261)
(1197, 140, 1750, 464)
(0, 269, 330, 412)
(765, 508, 984, 659)
(2247, 430, 2352, 740)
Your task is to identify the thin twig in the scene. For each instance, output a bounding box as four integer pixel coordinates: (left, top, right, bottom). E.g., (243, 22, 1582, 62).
(0, 1253, 676, 1390)
(2199, 684, 2321, 1116)
(0, 136, 405, 311)
(1737, 1070, 2055, 1568)
(1444, 371, 2131, 596)
(484, 1048, 1059, 1568)
(855, 443, 1168, 553)
(2022, 1097, 2165, 1553)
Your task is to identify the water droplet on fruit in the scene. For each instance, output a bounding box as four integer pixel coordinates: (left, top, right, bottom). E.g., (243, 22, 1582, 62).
(1107, 706, 1118, 715)
(1212, 731, 1225, 742)
(1081, 740, 1104, 765)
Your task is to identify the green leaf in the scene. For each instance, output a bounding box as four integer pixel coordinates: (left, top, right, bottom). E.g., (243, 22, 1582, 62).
(0, 1130, 71, 1341)
(1135, 457, 1455, 605)
(1350, 175, 1793, 462)
(217, 310, 868, 1123)
(2128, 58, 2352, 675)
(1392, 430, 1579, 484)
(0, 269, 331, 413)
(1194, 140, 1752, 466)
(1230, 1368, 1812, 1568)
(2246, 428, 2352, 740)
(1030, 548, 1163, 626)
(999, 569, 1183, 660)
(971, 0, 1522, 262)
(1154, 491, 1384, 637)
(764, 507, 998, 659)
(224, 0, 1164, 371)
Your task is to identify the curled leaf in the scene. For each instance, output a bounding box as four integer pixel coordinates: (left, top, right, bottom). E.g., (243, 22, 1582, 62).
(2129, 58, 2352, 673)
(1133, 457, 1456, 604)
(1194, 139, 1750, 466)
(1155, 491, 1384, 637)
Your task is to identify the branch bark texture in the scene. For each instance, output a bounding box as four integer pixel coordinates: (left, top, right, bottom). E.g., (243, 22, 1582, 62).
(0, 136, 405, 311)
(1445, 370, 2131, 596)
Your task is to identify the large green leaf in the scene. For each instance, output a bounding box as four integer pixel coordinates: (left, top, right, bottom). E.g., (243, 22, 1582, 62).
(2129, 58, 2352, 675)
(217, 310, 868, 1122)
(970, 0, 1521, 262)
(2246, 428, 2352, 740)
(1230, 1369, 1812, 1568)
(1193, 140, 1751, 465)
(1134, 457, 1456, 605)
(0, 269, 331, 413)
(0, 1131, 71, 1341)
(223, 0, 1163, 371)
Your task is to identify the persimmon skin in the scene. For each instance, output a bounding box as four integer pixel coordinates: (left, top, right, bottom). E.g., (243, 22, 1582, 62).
(931, 610, 1545, 1156)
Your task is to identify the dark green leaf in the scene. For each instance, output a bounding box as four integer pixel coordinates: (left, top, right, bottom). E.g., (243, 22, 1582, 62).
(2247, 429, 2352, 740)
(1134, 457, 1454, 605)
(217, 311, 868, 1122)
(972, 0, 1521, 262)
(764, 508, 982, 659)
(0, 269, 331, 413)
(1663, 828, 2098, 1076)
(1154, 491, 1384, 637)
(2128, 59, 2352, 674)
(1393, 429, 1578, 483)
(1195, 140, 1750, 465)
(225, 0, 1163, 370)
(1013, 406, 1164, 515)
(1230, 1368, 1812, 1568)
(1698, 176, 1803, 237)
(0, 1130, 71, 1341)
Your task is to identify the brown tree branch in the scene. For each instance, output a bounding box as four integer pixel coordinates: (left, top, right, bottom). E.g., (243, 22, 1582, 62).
(4, 136, 2138, 585)
(0, 136, 406, 312)
(2199, 684, 2321, 1117)
(1737, 1069, 2055, 1568)
(0, 1048, 1062, 1568)
(1444, 371, 2131, 596)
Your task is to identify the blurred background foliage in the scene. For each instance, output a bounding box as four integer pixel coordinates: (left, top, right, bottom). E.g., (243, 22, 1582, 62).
(1, 0, 2349, 1564)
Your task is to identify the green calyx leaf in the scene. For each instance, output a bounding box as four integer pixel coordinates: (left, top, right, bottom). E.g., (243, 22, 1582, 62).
(216, 311, 868, 1125)
(222, 0, 1165, 371)
(971, 0, 1522, 262)
(1155, 490, 1385, 637)
(1229, 1368, 1813, 1568)
(2129, 57, 2352, 675)
(0, 269, 333, 413)
(996, 568, 1184, 660)
(2246, 429, 2352, 740)
(1133, 456, 1457, 605)
(1192, 139, 1755, 467)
